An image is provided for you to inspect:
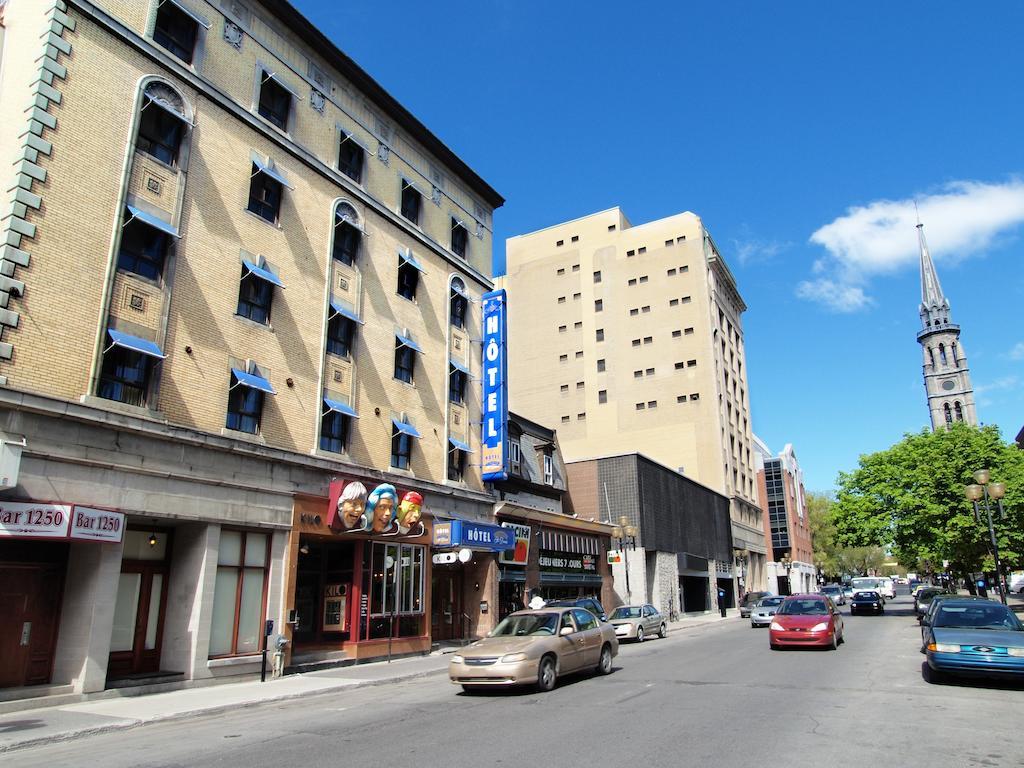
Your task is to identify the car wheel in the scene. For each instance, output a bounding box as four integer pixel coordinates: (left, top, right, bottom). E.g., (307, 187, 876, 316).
(536, 655, 557, 692)
(659, 623, 668, 639)
(829, 632, 838, 651)
(770, 643, 780, 651)
(636, 626, 644, 643)
(925, 665, 947, 685)
(596, 643, 613, 675)
(461, 685, 479, 694)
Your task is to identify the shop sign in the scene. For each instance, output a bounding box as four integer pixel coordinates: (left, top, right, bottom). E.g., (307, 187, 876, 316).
(323, 583, 347, 632)
(325, 480, 425, 537)
(480, 289, 508, 481)
(498, 522, 530, 566)
(432, 520, 514, 552)
(607, 550, 622, 564)
(0, 502, 71, 539)
(70, 506, 125, 543)
(538, 549, 598, 574)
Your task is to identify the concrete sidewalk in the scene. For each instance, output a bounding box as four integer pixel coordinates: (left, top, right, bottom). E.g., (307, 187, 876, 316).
(0, 609, 735, 754)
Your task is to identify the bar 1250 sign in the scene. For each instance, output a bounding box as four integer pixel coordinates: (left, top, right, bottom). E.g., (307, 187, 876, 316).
(480, 289, 508, 481)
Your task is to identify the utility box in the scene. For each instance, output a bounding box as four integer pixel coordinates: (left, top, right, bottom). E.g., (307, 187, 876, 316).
(0, 439, 25, 489)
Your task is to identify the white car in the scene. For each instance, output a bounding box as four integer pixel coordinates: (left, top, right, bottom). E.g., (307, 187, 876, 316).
(1010, 573, 1024, 594)
(850, 577, 885, 600)
(877, 577, 896, 600)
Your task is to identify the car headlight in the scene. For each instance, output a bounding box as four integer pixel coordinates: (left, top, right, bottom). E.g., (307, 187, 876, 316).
(450, 654, 464, 663)
(810, 622, 829, 632)
(500, 653, 528, 663)
(769, 621, 784, 631)
(1007, 647, 1024, 657)
(929, 643, 960, 653)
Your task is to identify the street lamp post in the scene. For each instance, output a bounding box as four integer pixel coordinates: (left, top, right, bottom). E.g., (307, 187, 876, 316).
(779, 554, 792, 595)
(964, 468, 1008, 605)
(611, 515, 638, 603)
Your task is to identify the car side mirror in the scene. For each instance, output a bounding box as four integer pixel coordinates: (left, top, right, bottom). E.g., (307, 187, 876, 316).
(559, 626, 574, 637)
(599, 614, 607, 622)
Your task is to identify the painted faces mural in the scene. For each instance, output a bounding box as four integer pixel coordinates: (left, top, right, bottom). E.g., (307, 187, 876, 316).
(397, 491, 424, 536)
(366, 484, 398, 533)
(337, 481, 368, 530)
(326, 480, 426, 538)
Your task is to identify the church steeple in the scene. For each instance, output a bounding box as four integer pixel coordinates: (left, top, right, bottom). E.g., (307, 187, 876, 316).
(914, 218, 977, 430)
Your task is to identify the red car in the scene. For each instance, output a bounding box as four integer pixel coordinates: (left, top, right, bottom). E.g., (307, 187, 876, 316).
(769, 594, 845, 650)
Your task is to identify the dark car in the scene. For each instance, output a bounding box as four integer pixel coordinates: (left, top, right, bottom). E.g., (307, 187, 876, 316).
(850, 590, 884, 615)
(545, 597, 608, 622)
(915, 588, 949, 621)
(740, 591, 771, 618)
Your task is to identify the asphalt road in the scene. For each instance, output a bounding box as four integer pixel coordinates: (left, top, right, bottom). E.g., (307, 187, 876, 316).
(13, 594, 1024, 768)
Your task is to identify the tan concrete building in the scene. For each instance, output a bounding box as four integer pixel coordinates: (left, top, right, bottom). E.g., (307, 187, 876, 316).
(0, 0, 502, 698)
(503, 207, 766, 597)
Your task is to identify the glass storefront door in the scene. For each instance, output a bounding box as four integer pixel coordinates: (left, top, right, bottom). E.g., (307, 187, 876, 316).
(107, 530, 170, 679)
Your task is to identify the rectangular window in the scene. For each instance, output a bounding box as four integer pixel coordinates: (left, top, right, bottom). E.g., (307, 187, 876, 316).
(571, 236, 579, 243)
(598, 390, 607, 404)
(247, 164, 282, 223)
(118, 217, 169, 281)
(596, 329, 604, 342)
(675, 362, 684, 370)
(368, 543, 424, 622)
(666, 240, 674, 248)
(576, 381, 584, 389)
(684, 327, 694, 335)
(556, 239, 564, 247)
(394, 342, 416, 384)
(557, 268, 565, 276)
(575, 350, 583, 358)
(667, 268, 676, 276)
(628, 278, 637, 286)
(574, 321, 582, 329)
(670, 298, 679, 307)
(397, 258, 420, 300)
(643, 336, 653, 344)
(558, 325, 567, 333)
(635, 402, 645, 410)
(209, 530, 270, 657)
(137, 103, 185, 167)
(690, 393, 700, 401)
(561, 415, 569, 422)
(543, 454, 554, 484)
(560, 384, 569, 393)
(672, 329, 681, 338)
(508, 440, 522, 475)
(577, 412, 586, 420)
(448, 444, 467, 481)
(687, 359, 697, 367)
(320, 408, 350, 453)
(596, 359, 606, 372)
(449, 367, 467, 404)
(391, 425, 413, 469)
(630, 308, 639, 316)
(626, 250, 635, 257)
(595, 299, 603, 312)
(677, 395, 686, 403)
(451, 219, 469, 258)
(258, 73, 291, 131)
(338, 135, 364, 183)
(638, 248, 647, 255)
(632, 339, 640, 347)
(98, 346, 152, 407)
(557, 296, 566, 304)
(634, 370, 642, 378)
(648, 400, 657, 408)
(226, 375, 265, 434)
(593, 271, 602, 283)
(641, 306, 650, 313)
(681, 296, 691, 303)
(645, 367, 654, 375)
(332, 219, 360, 266)
(680, 265, 689, 272)
(639, 275, 648, 283)
(572, 293, 581, 300)
(236, 267, 274, 324)
(400, 181, 421, 224)
(153, 0, 198, 64)
(559, 354, 568, 363)
(326, 314, 355, 357)
(572, 263, 580, 271)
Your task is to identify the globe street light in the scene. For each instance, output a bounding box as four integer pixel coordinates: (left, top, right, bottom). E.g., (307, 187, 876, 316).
(611, 515, 638, 603)
(964, 469, 1008, 605)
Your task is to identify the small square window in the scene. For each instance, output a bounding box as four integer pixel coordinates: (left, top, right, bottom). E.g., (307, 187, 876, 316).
(560, 384, 569, 392)
(598, 390, 607, 403)
(677, 236, 686, 243)
(626, 250, 635, 257)
(608, 224, 616, 231)
(557, 268, 565, 276)
(153, 0, 198, 64)
(575, 350, 583, 359)
(648, 400, 657, 408)
(687, 359, 697, 367)
(643, 336, 653, 344)
(665, 240, 674, 248)
(630, 308, 639, 316)
(597, 359, 606, 372)
(573, 293, 581, 300)
(675, 362, 684, 370)
(645, 367, 654, 376)
(680, 265, 689, 272)
(559, 354, 568, 363)
(558, 325, 567, 333)
(338, 135, 364, 184)
(556, 239, 564, 247)
(635, 402, 645, 411)
(670, 298, 679, 307)
(684, 327, 694, 335)
(571, 235, 579, 243)
(690, 393, 700, 401)
(561, 415, 570, 422)
(677, 395, 686, 403)
(576, 381, 584, 389)
(682, 296, 692, 303)
(400, 181, 422, 224)
(672, 329, 682, 338)
(632, 339, 641, 347)
(633, 370, 642, 378)
(628, 278, 637, 286)
(574, 321, 582, 329)
(596, 329, 604, 342)
(641, 306, 650, 313)
(638, 247, 646, 255)
(571, 264, 580, 272)
(639, 275, 648, 283)
(667, 268, 677, 276)
(557, 296, 566, 304)
(595, 299, 603, 312)
(577, 412, 586, 420)
(258, 73, 292, 131)
(593, 271, 602, 283)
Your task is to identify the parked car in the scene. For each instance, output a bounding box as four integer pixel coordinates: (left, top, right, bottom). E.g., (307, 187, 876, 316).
(920, 595, 993, 652)
(545, 597, 608, 622)
(740, 591, 771, 618)
(449, 608, 618, 692)
(850, 590, 884, 615)
(914, 587, 948, 620)
(820, 585, 846, 605)
(769, 594, 845, 650)
(1010, 573, 1024, 594)
(751, 595, 786, 627)
(924, 599, 1024, 684)
(842, 584, 854, 600)
(877, 577, 896, 600)
(609, 604, 667, 642)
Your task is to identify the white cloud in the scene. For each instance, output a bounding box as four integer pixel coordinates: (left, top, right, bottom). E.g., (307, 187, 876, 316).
(1007, 342, 1024, 361)
(732, 237, 790, 266)
(975, 375, 1019, 394)
(799, 179, 1024, 312)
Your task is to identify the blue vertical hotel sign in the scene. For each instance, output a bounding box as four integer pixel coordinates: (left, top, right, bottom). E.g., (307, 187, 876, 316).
(481, 289, 508, 481)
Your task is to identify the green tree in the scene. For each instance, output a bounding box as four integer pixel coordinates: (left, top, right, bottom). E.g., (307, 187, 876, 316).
(831, 424, 1024, 580)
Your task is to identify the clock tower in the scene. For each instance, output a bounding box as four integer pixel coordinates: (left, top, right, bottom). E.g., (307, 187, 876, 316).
(916, 220, 977, 430)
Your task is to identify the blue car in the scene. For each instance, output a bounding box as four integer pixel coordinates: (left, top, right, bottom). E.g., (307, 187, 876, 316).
(925, 599, 1024, 683)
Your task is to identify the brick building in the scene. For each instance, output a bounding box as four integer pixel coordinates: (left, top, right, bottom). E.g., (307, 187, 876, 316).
(0, 0, 502, 697)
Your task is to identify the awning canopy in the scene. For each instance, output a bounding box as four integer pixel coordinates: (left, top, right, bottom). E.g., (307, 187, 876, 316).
(252, 156, 294, 190)
(391, 418, 421, 439)
(449, 359, 471, 376)
(448, 436, 473, 453)
(142, 92, 194, 125)
(242, 259, 285, 288)
(329, 299, 362, 324)
(323, 397, 358, 418)
(399, 249, 425, 273)
(395, 332, 422, 354)
(125, 205, 179, 238)
(163, 0, 212, 29)
(450, 281, 470, 301)
(107, 329, 167, 359)
(230, 368, 276, 395)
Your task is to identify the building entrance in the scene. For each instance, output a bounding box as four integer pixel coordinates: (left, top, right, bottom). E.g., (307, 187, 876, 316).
(0, 551, 65, 688)
(430, 568, 464, 642)
(293, 538, 356, 646)
(108, 530, 172, 679)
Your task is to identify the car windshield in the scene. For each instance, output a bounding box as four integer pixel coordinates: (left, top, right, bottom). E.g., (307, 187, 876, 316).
(919, 590, 943, 602)
(610, 607, 642, 619)
(822, 587, 840, 594)
(934, 605, 1023, 630)
(742, 593, 766, 605)
(491, 613, 559, 636)
(759, 597, 785, 607)
(778, 599, 829, 615)
(851, 578, 880, 590)
(855, 592, 880, 600)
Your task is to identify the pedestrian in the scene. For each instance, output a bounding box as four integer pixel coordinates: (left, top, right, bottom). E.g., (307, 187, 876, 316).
(717, 587, 727, 618)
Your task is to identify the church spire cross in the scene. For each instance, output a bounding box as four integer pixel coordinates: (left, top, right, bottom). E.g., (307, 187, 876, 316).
(917, 217, 948, 314)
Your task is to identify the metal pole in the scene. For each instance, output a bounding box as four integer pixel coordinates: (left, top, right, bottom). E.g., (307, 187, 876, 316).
(622, 537, 631, 601)
(982, 489, 1007, 605)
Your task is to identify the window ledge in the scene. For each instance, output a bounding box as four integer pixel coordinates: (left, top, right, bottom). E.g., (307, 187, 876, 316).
(311, 446, 349, 462)
(221, 427, 266, 445)
(81, 395, 165, 422)
(233, 313, 274, 332)
(243, 208, 283, 231)
(389, 466, 415, 478)
(207, 654, 262, 669)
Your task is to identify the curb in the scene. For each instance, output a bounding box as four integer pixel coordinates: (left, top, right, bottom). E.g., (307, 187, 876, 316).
(0, 666, 448, 755)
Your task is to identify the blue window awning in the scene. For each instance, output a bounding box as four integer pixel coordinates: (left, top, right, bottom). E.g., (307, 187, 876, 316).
(252, 156, 294, 190)
(449, 359, 471, 376)
(450, 281, 470, 301)
(329, 299, 363, 324)
(107, 329, 167, 359)
(449, 436, 473, 453)
(142, 92, 194, 126)
(395, 332, 422, 354)
(242, 260, 285, 288)
(164, 0, 212, 29)
(323, 397, 358, 418)
(230, 368, 276, 395)
(399, 249, 425, 273)
(125, 205, 179, 238)
(392, 418, 421, 439)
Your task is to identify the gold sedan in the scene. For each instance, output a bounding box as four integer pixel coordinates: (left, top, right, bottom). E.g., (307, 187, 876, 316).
(449, 607, 619, 693)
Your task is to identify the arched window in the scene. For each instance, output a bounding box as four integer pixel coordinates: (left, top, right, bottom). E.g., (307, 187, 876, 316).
(954, 401, 963, 422)
(939, 344, 947, 366)
(943, 403, 952, 424)
(951, 343, 958, 364)
(332, 202, 361, 266)
(137, 81, 191, 167)
(928, 347, 935, 367)
(450, 277, 468, 330)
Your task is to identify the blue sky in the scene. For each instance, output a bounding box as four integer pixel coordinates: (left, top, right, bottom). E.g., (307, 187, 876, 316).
(296, 1, 1024, 492)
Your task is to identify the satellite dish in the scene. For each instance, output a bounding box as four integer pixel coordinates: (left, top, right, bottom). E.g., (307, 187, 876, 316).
(458, 548, 472, 563)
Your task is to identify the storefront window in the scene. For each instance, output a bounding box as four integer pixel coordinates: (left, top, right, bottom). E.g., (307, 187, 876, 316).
(366, 542, 425, 639)
(209, 530, 270, 657)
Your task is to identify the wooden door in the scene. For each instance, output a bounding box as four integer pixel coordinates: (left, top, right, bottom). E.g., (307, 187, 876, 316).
(107, 562, 169, 679)
(430, 571, 463, 641)
(0, 565, 63, 688)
